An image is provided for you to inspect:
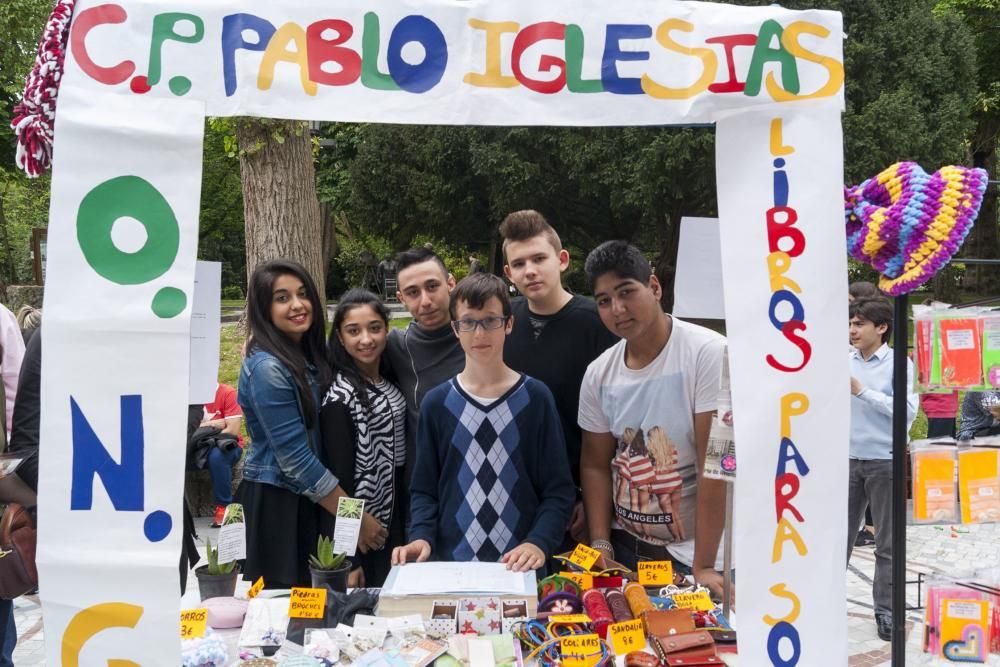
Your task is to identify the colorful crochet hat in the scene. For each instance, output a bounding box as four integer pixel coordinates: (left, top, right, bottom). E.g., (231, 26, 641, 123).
(845, 162, 988, 296)
(11, 0, 76, 178)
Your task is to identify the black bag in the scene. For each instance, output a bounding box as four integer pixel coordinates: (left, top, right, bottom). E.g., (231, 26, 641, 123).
(0, 503, 37, 600)
(186, 426, 240, 470)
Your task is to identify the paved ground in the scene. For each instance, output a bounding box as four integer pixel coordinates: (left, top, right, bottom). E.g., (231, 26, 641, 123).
(10, 518, 1000, 664)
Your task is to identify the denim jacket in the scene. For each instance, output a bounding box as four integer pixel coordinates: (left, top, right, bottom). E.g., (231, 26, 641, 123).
(238, 348, 338, 501)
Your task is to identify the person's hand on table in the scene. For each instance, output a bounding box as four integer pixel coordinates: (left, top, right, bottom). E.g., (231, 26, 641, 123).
(501, 542, 544, 572)
(359, 511, 388, 554)
(348, 567, 365, 589)
(391, 539, 431, 565)
(694, 567, 734, 606)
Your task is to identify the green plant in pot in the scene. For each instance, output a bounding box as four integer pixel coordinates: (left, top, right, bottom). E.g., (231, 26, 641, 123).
(195, 537, 240, 601)
(308, 535, 351, 593)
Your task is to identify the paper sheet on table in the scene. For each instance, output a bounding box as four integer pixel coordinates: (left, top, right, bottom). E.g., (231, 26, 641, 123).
(381, 562, 535, 596)
(189, 260, 222, 404)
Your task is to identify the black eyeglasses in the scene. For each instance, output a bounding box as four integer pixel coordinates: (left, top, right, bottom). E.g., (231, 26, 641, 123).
(452, 316, 508, 333)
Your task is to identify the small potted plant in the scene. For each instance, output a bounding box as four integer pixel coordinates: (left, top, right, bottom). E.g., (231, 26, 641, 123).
(195, 537, 240, 601)
(308, 535, 351, 592)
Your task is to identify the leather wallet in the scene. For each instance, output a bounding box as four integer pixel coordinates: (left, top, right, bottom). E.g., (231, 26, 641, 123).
(644, 609, 696, 638)
(664, 657, 722, 666)
(651, 630, 717, 663)
(624, 652, 663, 667)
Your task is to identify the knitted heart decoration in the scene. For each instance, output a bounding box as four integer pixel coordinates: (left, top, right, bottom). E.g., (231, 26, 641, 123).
(845, 162, 988, 296)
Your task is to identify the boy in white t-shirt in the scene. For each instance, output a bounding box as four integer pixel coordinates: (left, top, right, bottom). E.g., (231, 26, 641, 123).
(578, 240, 727, 597)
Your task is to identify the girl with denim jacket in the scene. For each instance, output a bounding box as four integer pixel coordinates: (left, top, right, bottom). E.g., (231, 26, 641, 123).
(237, 260, 387, 588)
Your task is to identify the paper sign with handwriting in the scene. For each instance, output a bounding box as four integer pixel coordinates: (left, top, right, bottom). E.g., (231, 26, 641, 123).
(672, 591, 715, 612)
(288, 587, 327, 619)
(609, 619, 645, 655)
(569, 544, 600, 571)
(638, 561, 674, 586)
(180, 609, 207, 639)
(551, 614, 592, 624)
(247, 577, 264, 600)
(561, 633, 602, 667)
(560, 572, 593, 590)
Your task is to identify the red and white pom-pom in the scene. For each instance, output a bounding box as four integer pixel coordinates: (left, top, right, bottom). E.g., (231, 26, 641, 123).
(10, 0, 77, 178)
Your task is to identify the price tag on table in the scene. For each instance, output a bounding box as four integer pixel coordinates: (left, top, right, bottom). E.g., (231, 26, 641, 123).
(550, 614, 592, 624)
(637, 560, 673, 586)
(247, 576, 265, 600)
(560, 633, 602, 667)
(608, 618, 645, 655)
(672, 591, 715, 612)
(560, 571, 593, 590)
(568, 544, 600, 571)
(288, 587, 327, 619)
(180, 608, 207, 640)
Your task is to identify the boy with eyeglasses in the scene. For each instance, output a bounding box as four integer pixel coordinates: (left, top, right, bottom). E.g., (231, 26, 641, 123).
(392, 273, 575, 571)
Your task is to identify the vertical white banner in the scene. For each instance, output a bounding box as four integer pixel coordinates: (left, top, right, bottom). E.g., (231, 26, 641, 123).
(718, 109, 849, 666)
(39, 86, 204, 665)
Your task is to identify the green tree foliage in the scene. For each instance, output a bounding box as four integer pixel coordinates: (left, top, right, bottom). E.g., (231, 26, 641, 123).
(318, 0, 980, 290)
(934, 0, 999, 284)
(199, 119, 246, 293)
(0, 0, 55, 287)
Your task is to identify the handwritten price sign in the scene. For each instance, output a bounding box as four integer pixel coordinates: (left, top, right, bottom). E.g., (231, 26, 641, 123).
(672, 591, 715, 612)
(638, 560, 673, 586)
(560, 633, 602, 667)
(559, 571, 594, 590)
(569, 544, 601, 571)
(247, 576, 265, 599)
(288, 587, 327, 619)
(608, 619, 645, 655)
(550, 614, 593, 624)
(180, 608, 207, 639)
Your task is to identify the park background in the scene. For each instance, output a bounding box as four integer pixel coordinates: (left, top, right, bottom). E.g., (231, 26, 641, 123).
(1, 0, 998, 438)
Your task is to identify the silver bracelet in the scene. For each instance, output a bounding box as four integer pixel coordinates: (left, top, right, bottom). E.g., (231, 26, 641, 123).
(590, 539, 614, 555)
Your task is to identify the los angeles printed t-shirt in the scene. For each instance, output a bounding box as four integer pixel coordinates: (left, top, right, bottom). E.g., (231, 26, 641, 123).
(578, 317, 725, 568)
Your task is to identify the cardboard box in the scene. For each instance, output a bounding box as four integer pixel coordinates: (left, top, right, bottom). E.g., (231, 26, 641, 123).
(457, 597, 501, 635)
(427, 601, 458, 638)
(500, 600, 529, 634)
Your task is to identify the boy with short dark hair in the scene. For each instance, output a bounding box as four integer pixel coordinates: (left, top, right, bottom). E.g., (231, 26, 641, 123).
(385, 247, 465, 494)
(499, 210, 618, 545)
(847, 296, 917, 641)
(392, 273, 575, 571)
(578, 240, 728, 596)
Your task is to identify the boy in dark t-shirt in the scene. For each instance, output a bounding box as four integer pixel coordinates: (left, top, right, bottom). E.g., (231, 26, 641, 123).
(499, 210, 617, 545)
(392, 274, 575, 570)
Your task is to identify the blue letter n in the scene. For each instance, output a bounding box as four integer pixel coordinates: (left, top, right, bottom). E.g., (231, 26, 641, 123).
(70, 395, 144, 511)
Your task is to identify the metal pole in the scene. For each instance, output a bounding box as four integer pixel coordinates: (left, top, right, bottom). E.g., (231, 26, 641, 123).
(891, 294, 908, 665)
(722, 481, 733, 621)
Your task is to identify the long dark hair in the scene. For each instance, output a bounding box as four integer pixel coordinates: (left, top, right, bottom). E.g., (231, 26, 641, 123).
(246, 259, 331, 426)
(329, 289, 393, 409)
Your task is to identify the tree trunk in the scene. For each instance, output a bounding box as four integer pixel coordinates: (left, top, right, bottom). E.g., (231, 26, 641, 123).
(0, 184, 18, 289)
(236, 119, 325, 304)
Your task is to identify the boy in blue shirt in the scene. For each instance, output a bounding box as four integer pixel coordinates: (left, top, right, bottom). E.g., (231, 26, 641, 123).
(392, 273, 575, 571)
(847, 296, 917, 641)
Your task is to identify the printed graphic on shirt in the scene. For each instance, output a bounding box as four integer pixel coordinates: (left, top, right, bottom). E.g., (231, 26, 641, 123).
(613, 425, 694, 544)
(594, 370, 698, 547)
